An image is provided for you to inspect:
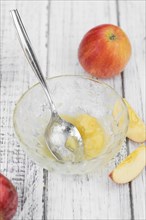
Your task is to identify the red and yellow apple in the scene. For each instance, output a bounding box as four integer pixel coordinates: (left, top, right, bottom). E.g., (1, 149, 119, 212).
(0, 173, 18, 220)
(78, 24, 131, 78)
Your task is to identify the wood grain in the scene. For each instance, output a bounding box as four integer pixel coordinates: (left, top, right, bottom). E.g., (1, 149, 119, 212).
(118, 1, 146, 219)
(47, 1, 131, 220)
(0, 0, 145, 220)
(0, 1, 48, 219)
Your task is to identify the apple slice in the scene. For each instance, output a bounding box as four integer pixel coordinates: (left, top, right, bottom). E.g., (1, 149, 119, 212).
(109, 144, 146, 184)
(123, 99, 146, 142)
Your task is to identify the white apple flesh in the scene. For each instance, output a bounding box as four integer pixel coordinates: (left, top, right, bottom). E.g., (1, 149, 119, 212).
(109, 144, 146, 184)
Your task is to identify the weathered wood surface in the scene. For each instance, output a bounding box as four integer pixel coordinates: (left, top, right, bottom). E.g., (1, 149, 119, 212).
(0, 1, 48, 219)
(0, 1, 145, 220)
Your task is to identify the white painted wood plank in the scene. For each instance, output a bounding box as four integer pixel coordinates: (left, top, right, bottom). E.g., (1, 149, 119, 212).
(47, 1, 131, 219)
(1, 1, 145, 220)
(48, 0, 123, 93)
(119, 1, 146, 219)
(0, 1, 48, 219)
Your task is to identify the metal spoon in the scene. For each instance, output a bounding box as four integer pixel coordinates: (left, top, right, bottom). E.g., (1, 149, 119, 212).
(10, 9, 83, 162)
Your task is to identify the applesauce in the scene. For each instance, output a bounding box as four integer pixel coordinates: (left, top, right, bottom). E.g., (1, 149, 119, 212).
(14, 75, 129, 174)
(62, 114, 106, 160)
(38, 114, 107, 161)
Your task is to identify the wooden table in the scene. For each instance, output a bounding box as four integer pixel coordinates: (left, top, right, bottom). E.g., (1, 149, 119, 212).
(0, 1, 145, 219)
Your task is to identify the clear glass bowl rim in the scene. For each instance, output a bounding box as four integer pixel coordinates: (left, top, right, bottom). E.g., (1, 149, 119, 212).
(13, 74, 129, 165)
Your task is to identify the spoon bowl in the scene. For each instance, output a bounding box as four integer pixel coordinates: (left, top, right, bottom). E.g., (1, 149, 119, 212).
(45, 114, 83, 162)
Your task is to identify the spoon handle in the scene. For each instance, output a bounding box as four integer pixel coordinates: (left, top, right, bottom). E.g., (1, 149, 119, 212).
(10, 9, 57, 114)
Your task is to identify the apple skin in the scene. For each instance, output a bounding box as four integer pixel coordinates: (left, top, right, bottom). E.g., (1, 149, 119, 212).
(109, 144, 146, 184)
(78, 24, 132, 78)
(123, 99, 146, 142)
(0, 173, 18, 220)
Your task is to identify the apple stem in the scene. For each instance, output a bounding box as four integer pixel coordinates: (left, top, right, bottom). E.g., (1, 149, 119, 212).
(109, 34, 117, 41)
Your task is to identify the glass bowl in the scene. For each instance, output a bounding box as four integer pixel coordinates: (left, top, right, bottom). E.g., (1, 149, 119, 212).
(13, 75, 129, 175)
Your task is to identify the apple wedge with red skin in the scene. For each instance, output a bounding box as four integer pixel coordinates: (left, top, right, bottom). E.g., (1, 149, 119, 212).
(123, 99, 146, 142)
(109, 144, 146, 184)
(0, 173, 18, 220)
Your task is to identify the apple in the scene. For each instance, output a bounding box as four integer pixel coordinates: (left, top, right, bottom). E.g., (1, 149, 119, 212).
(109, 144, 146, 184)
(123, 99, 146, 142)
(113, 98, 146, 142)
(78, 24, 131, 78)
(0, 173, 18, 220)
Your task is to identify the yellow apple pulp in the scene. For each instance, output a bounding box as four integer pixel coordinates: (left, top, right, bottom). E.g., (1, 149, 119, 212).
(62, 114, 106, 160)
